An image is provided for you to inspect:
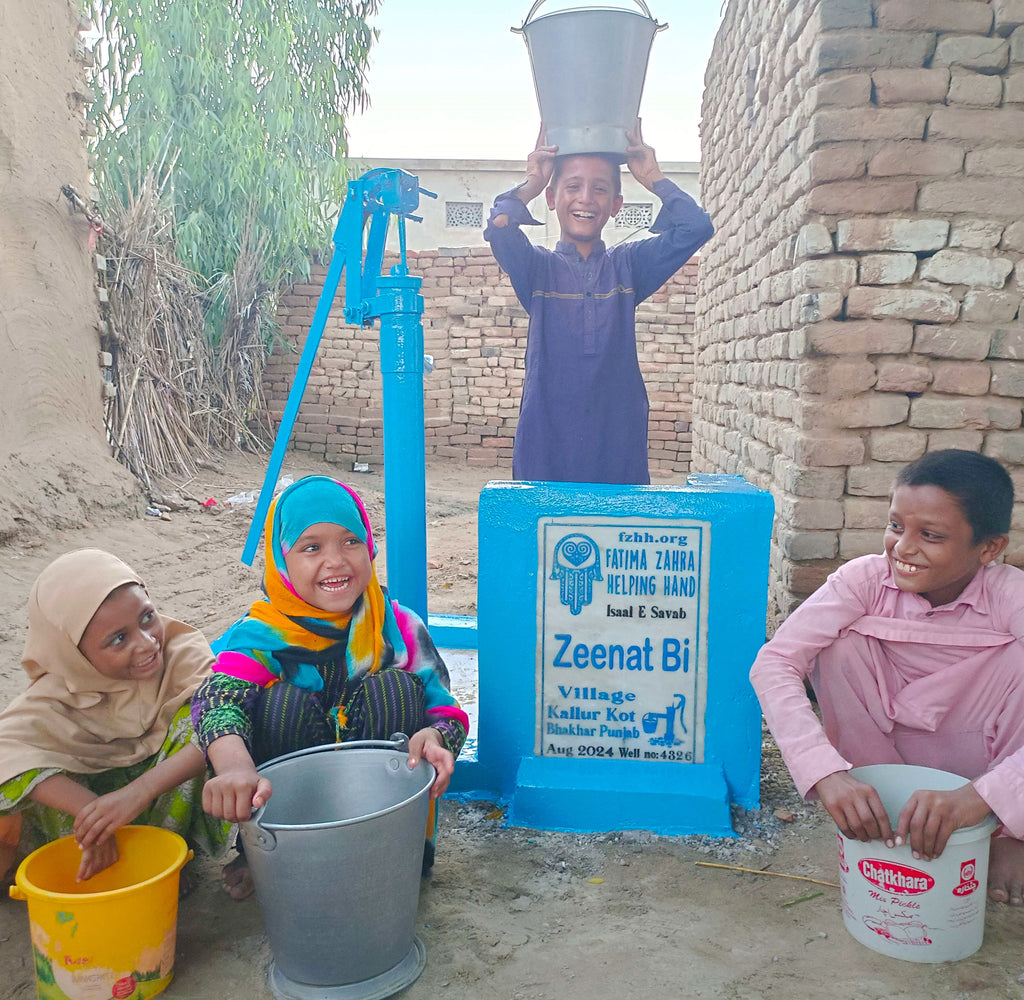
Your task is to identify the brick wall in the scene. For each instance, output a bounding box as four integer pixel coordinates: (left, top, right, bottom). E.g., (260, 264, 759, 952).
(264, 248, 700, 476)
(697, 0, 1024, 621)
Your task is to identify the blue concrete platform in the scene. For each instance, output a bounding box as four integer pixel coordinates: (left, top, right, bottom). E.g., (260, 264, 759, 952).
(510, 756, 734, 836)
(462, 475, 773, 835)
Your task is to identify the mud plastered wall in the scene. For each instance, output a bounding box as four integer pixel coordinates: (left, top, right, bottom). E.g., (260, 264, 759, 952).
(697, 0, 1024, 621)
(0, 0, 138, 538)
(264, 249, 700, 477)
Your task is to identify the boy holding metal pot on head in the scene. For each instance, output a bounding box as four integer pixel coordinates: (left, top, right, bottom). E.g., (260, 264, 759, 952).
(484, 122, 713, 486)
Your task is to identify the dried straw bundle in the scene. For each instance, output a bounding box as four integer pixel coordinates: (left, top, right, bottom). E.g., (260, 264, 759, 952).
(94, 172, 275, 490)
(98, 171, 214, 491)
(204, 218, 274, 451)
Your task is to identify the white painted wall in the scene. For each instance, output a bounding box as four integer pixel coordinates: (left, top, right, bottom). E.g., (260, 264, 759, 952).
(347, 157, 702, 251)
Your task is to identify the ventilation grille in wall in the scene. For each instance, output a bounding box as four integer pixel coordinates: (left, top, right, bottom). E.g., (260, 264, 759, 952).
(445, 201, 483, 228)
(615, 203, 654, 229)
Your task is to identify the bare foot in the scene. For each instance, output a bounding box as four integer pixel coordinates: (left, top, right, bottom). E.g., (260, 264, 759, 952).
(221, 852, 254, 901)
(988, 837, 1024, 905)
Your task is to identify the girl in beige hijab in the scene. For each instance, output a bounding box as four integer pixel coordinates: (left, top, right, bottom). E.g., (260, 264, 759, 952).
(0, 549, 229, 884)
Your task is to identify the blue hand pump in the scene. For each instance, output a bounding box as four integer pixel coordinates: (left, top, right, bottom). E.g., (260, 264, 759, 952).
(241, 168, 436, 620)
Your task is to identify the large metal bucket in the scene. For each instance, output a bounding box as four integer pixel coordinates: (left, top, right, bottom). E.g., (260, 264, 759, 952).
(513, 0, 667, 159)
(240, 738, 435, 1000)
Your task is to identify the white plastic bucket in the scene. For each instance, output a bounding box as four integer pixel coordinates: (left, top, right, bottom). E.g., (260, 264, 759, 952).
(513, 0, 667, 159)
(837, 764, 998, 963)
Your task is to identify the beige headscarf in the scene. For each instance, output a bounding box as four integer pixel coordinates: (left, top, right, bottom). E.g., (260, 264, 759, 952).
(0, 549, 213, 787)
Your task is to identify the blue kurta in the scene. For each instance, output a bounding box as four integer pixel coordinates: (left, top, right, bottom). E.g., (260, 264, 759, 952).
(484, 178, 713, 485)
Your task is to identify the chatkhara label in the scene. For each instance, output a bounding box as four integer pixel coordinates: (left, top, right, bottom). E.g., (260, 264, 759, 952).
(536, 517, 710, 762)
(858, 858, 935, 895)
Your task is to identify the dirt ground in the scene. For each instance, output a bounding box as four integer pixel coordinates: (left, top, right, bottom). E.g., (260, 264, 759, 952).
(0, 452, 1023, 1000)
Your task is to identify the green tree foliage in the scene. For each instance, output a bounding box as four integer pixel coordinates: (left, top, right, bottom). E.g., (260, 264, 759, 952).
(89, 0, 379, 316)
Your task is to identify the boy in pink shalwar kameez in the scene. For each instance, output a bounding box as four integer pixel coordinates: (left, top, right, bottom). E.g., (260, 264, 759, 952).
(751, 449, 1024, 905)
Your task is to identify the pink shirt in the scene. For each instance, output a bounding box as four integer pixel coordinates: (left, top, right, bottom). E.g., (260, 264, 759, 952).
(750, 554, 1024, 836)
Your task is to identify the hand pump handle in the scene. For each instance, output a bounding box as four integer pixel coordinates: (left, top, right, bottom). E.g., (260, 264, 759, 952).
(512, 0, 666, 33)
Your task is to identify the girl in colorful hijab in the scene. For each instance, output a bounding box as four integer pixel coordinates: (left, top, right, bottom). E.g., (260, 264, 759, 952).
(0, 549, 229, 885)
(192, 476, 469, 896)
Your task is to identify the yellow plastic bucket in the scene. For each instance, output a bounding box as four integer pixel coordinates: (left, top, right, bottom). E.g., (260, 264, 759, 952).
(8, 826, 192, 1000)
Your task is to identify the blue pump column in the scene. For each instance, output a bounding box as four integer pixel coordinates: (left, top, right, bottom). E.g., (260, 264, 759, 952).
(239, 168, 436, 613)
(375, 270, 428, 620)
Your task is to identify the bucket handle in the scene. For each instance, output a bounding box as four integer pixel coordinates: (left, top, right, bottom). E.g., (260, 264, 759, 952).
(248, 812, 277, 851)
(512, 0, 667, 32)
(247, 733, 413, 846)
(253, 735, 411, 770)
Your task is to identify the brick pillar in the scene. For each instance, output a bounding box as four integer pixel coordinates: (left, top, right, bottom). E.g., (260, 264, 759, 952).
(697, 0, 1024, 622)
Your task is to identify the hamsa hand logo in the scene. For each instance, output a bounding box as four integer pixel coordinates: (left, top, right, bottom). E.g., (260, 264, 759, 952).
(551, 533, 602, 615)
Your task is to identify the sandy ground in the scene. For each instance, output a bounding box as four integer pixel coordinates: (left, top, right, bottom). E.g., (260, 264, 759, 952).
(1, 452, 1023, 1000)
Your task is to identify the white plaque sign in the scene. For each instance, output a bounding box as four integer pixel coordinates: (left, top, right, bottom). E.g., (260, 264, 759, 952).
(537, 517, 710, 763)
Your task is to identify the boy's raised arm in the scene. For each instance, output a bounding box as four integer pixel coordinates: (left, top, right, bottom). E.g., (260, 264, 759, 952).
(492, 123, 557, 227)
(625, 120, 665, 193)
(518, 122, 559, 202)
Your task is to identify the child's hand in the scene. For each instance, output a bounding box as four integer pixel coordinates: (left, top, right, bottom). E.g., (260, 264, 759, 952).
(625, 119, 665, 192)
(73, 786, 147, 849)
(815, 770, 895, 846)
(520, 122, 559, 203)
(76, 837, 120, 882)
(407, 727, 455, 799)
(204, 734, 272, 821)
(493, 123, 556, 226)
(202, 768, 273, 822)
(895, 783, 992, 861)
